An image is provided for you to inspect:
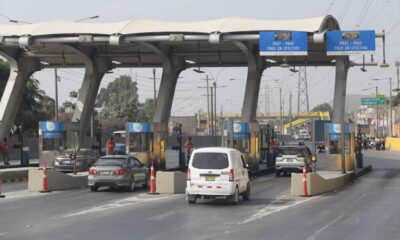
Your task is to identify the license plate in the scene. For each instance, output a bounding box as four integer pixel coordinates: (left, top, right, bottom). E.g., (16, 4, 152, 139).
(63, 160, 71, 164)
(101, 171, 112, 176)
(205, 176, 215, 181)
(286, 159, 293, 162)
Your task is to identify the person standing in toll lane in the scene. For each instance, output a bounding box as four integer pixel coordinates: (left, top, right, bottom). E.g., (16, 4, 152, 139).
(106, 137, 115, 155)
(1, 138, 10, 165)
(185, 137, 194, 163)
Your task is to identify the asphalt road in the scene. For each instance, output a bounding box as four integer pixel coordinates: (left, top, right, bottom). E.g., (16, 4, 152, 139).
(0, 150, 399, 240)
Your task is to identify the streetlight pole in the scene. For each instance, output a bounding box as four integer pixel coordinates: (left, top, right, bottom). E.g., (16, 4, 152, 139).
(153, 68, 157, 109)
(376, 86, 379, 137)
(206, 75, 210, 135)
(279, 87, 283, 138)
(54, 68, 59, 121)
(210, 86, 214, 144)
(373, 77, 393, 137)
(396, 61, 400, 90)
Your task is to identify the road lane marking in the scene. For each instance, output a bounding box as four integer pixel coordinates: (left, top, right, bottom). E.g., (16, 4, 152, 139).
(240, 195, 319, 224)
(62, 193, 180, 218)
(306, 213, 345, 240)
(147, 211, 177, 221)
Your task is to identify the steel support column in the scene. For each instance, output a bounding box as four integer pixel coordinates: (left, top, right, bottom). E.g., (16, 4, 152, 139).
(68, 46, 112, 147)
(0, 48, 41, 140)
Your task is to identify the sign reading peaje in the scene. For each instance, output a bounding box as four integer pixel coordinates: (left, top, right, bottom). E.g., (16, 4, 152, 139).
(259, 31, 308, 56)
(326, 30, 375, 55)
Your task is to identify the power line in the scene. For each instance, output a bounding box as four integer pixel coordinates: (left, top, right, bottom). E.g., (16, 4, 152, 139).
(353, 0, 374, 29)
(326, 0, 336, 14)
(0, 11, 12, 21)
(339, 0, 353, 24)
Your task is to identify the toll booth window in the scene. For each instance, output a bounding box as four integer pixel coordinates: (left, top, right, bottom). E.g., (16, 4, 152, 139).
(192, 153, 228, 169)
(42, 138, 64, 151)
(129, 133, 152, 152)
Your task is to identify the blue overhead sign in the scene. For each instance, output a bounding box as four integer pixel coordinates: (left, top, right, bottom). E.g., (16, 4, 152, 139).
(128, 122, 152, 133)
(259, 31, 308, 56)
(326, 30, 375, 55)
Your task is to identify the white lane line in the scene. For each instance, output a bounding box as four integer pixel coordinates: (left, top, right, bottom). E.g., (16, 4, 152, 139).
(306, 213, 345, 240)
(147, 211, 177, 221)
(240, 196, 319, 224)
(62, 193, 179, 218)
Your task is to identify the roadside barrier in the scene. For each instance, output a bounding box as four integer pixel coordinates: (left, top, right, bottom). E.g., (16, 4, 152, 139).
(39, 162, 51, 193)
(149, 162, 158, 195)
(0, 173, 5, 198)
(303, 164, 308, 196)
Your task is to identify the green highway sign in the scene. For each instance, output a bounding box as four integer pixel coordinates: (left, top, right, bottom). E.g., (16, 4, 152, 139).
(361, 97, 386, 106)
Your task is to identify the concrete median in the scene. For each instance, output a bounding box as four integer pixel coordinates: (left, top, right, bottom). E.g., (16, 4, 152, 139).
(291, 166, 372, 196)
(0, 167, 32, 182)
(28, 169, 88, 192)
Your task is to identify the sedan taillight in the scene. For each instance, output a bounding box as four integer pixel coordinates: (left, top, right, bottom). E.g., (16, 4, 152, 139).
(89, 169, 97, 175)
(115, 169, 127, 175)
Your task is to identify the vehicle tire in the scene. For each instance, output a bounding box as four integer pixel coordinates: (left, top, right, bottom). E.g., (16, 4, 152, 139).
(143, 175, 150, 188)
(128, 177, 135, 192)
(229, 187, 240, 205)
(242, 183, 250, 201)
(187, 194, 197, 204)
(90, 186, 98, 192)
(275, 170, 281, 177)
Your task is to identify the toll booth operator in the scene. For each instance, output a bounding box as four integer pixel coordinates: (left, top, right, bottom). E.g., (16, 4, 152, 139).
(106, 137, 115, 155)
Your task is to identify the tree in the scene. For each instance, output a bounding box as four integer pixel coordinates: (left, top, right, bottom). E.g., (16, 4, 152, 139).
(312, 103, 333, 112)
(137, 98, 155, 121)
(96, 75, 140, 121)
(0, 59, 55, 134)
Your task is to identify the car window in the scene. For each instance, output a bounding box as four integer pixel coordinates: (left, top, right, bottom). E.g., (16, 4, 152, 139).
(192, 152, 229, 169)
(95, 158, 126, 166)
(278, 148, 304, 155)
(133, 159, 142, 167)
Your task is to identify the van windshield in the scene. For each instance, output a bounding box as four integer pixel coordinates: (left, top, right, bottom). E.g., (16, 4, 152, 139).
(192, 152, 229, 169)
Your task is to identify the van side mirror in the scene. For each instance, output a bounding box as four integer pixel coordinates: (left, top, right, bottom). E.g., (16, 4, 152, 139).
(245, 163, 249, 168)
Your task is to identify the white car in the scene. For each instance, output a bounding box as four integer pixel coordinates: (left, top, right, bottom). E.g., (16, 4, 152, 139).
(186, 147, 250, 205)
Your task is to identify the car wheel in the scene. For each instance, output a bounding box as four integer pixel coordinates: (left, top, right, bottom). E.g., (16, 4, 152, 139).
(275, 170, 281, 177)
(143, 175, 150, 188)
(128, 177, 135, 192)
(90, 186, 98, 192)
(187, 194, 197, 204)
(242, 183, 250, 201)
(229, 187, 240, 205)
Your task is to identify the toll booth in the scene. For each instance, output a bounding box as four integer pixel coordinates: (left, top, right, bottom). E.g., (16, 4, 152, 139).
(226, 122, 260, 171)
(325, 123, 356, 171)
(125, 122, 156, 168)
(38, 121, 80, 167)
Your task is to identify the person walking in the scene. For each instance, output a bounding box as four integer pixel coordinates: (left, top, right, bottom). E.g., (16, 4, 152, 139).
(185, 137, 194, 163)
(106, 137, 115, 155)
(1, 138, 10, 165)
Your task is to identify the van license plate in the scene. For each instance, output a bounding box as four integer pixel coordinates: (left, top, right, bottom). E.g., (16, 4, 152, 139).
(205, 176, 215, 181)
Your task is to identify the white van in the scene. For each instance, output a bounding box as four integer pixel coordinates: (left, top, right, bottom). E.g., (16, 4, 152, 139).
(186, 147, 250, 205)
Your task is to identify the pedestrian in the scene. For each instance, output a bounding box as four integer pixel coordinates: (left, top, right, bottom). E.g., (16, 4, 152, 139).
(185, 137, 194, 163)
(1, 138, 10, 165)
(106, 136, 115, 155)
(381, 138, 386, 150)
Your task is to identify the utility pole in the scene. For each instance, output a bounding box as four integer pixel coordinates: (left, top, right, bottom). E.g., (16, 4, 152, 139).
(210, 86, 214, 144)
(297, 66, 310, 114)
(153, 68, 157, 109)
(213, 81, 217, 140)
(206, 75, 210, 135)
(279, 88, 283, 138)
(264, 85, 267, 116)
(375, 86, 378, 137)
(289, 91, 293, 135)
(54, 68, 59, 121)
(395, 61, 400, 90)
(389, 78, 393, 137)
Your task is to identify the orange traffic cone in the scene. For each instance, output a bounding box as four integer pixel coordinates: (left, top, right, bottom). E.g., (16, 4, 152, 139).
(148, 162, 159, 195)
(0, 173, 5, 198)
(39, 161, 51, 193)
(303, 164, 308, 196)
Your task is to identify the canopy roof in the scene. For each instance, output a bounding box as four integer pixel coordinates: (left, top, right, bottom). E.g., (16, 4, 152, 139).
(0, 16, 340, 68)
(0, 16, 339, 36)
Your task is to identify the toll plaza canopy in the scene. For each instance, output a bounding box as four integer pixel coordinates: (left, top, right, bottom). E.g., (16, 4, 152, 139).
(0, 16, 340, 67)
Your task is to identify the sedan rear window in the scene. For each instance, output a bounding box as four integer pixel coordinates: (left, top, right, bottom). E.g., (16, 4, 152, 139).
(192, 153, 229, 169)
(278, 148, 304, 155)
(95, 158, 126, 166)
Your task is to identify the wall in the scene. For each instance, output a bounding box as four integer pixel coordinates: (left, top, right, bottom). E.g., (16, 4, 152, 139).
(385, 137, 400, 151)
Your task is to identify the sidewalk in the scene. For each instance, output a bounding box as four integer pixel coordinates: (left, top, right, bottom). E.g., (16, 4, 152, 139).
(0, 158, 39, 169)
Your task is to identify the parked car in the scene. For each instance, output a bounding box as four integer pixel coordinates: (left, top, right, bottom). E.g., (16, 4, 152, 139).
(54, 148, 99, 172)
(275, 145, 312, 177)
(186, 147, 250, 205)
(88, 155, 149, 192)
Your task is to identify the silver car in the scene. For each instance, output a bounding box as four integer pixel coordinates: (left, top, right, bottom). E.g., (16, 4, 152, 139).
(54, 148, 99, 172)
(275, 145, 312, 177)
(88, 155, 149, 192)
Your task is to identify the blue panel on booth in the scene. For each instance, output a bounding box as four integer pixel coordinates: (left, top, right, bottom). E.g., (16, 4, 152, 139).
(259, 31, 308, 56)
(128, 122, 152, 133)
(40, 121, 64, 132)
(326, 30, 375, 55)
(226, 122, 249, 133)
(328, 123, 350, 134)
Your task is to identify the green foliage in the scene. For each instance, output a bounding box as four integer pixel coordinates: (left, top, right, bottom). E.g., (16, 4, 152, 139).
(312, 102, 333, 112)
(0, 60, 55, 133)
(137, 98, 155, 121)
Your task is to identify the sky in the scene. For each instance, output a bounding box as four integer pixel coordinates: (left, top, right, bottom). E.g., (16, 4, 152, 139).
(0, 0, 399, 116)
